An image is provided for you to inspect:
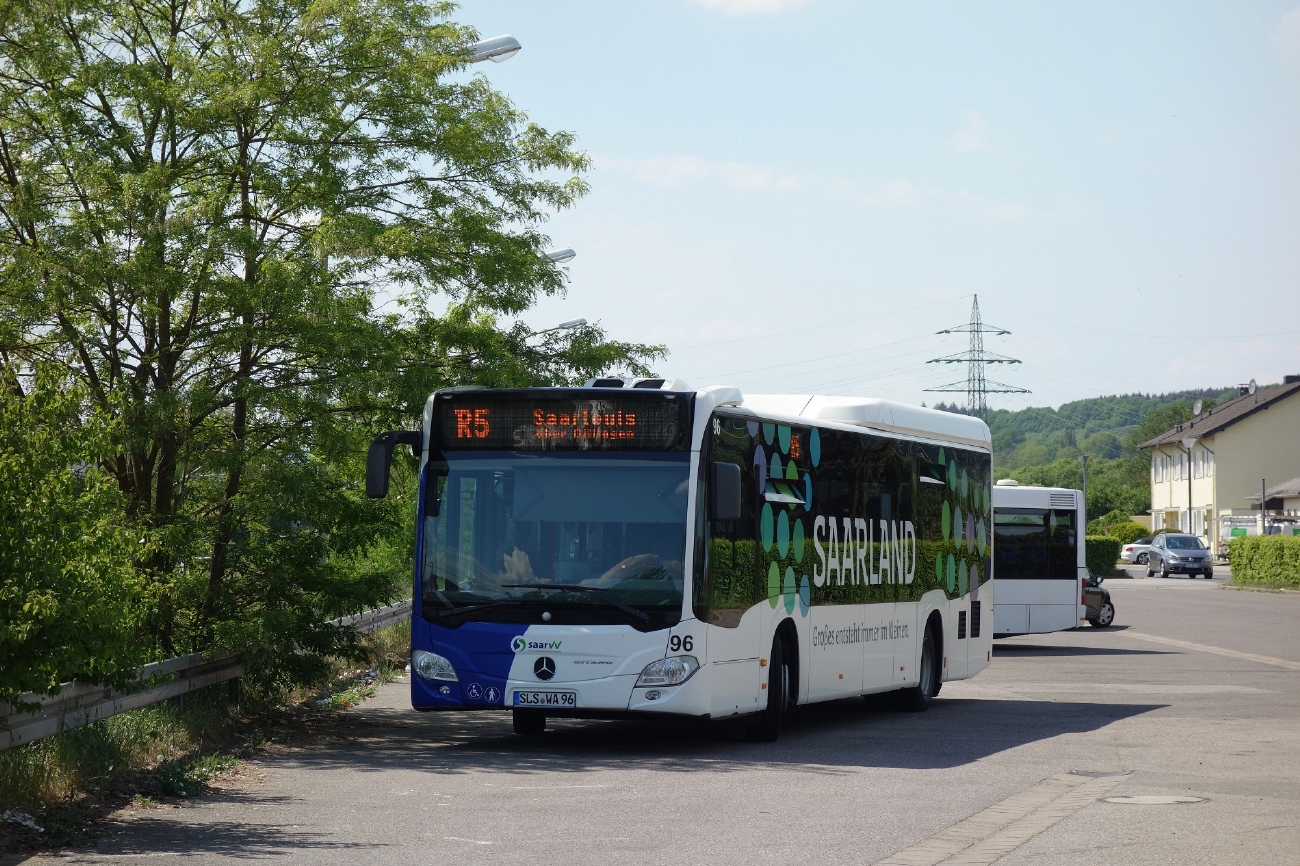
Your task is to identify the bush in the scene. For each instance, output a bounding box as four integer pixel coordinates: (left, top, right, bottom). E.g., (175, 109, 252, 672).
(1085, 536, 1122, 576)
(1107, 521, 1151, 546)
(1227, 536, 1300, 589)
(1087, 509, 1130, 535)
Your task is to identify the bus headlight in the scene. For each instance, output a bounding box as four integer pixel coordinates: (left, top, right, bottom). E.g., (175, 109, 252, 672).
(636, 656, 699, 687)
(412, 649, 458, 682)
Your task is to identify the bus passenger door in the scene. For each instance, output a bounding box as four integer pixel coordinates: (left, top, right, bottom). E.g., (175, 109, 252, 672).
(698, 417, 764, 718)
(861, 600, 895, 692)
(807, 517, 866, 700)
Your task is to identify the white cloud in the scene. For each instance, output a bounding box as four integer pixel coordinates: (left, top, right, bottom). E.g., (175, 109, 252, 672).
(599, 155, 810, 193)
(601, 154, 1040, 224)
(859, 179, 1031, 223)
(1273, 8, 1300, 72)
(861, 178, 927, 208)
(686, 0, 810, 14)
(952, 110, 990, 152)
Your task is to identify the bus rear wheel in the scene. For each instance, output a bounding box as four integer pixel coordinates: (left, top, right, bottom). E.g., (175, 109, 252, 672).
(898, 626, 938, 712)
(512, 708, 546, 736)
(747, 638, 788, 742)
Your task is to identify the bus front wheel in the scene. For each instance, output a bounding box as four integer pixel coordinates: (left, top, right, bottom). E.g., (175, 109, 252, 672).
(512, 708, 546, 736)
(747, 638, 788, 742)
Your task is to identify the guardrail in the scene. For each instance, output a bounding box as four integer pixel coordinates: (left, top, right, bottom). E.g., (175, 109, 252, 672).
(0, 600, 411, 753)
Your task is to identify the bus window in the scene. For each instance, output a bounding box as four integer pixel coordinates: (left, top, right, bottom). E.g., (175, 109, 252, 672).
(993, 508, 1048, 579)
(1047, 509, 1077, 580)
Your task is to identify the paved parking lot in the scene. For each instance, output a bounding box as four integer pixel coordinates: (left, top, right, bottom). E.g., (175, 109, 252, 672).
(14, 576, 1300, 866)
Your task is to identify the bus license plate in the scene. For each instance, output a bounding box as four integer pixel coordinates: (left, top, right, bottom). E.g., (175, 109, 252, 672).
(514, 690, 576, 708)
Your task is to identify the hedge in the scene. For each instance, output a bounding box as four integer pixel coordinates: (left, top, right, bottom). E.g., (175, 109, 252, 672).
(1107, 521, 1150, 546)
(1085, 536, 1122, 576)
(1226, 536, 1300, 589)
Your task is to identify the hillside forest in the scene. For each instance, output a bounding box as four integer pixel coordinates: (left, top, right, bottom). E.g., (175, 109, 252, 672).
(932, 387, 1242, 520)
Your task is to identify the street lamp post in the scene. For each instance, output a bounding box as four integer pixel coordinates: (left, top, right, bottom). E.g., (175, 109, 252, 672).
(1261, 478, 1268, 537)
(1181, 436, 1197, 538)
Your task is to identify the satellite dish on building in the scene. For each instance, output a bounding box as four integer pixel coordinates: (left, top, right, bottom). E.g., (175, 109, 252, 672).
(1192, 399, 1203, 415)
(1248, 379, 1257, 396)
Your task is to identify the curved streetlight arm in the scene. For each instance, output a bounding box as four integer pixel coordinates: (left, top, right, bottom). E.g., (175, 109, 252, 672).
(529, 318, 587, 338)
(470, 35, 521, 64)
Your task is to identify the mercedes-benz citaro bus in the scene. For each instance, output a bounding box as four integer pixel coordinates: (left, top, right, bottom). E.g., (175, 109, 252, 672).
(989, 482, 1087, 636)
(365, 378, 994, 741)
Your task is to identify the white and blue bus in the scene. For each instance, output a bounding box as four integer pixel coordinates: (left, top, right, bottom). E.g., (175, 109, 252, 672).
(367, 379, 994, 740)
(990, 482, 1087, 636)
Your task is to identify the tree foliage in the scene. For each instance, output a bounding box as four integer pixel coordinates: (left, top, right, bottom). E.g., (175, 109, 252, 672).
(985, 389, 1231, 470)
(1003, 456, 1151, 521)
(0, 365, 147, 706)
(0, 0, 660, 687)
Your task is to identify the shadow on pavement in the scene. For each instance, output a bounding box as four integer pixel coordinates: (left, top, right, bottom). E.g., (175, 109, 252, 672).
(993, 644, 1171, 658)
(260, 691, 1164, 781)
(87, 806, 387, 858)
(39, 691, 1165, 860)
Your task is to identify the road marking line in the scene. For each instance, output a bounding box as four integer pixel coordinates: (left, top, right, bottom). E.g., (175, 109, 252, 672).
(873, 773, 1128, 866)
(1125, 632, 1300, 671)
(445, 836, 493, 845)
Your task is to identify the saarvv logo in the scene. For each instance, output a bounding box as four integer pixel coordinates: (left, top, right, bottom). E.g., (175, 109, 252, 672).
(512, 636, 562, 653)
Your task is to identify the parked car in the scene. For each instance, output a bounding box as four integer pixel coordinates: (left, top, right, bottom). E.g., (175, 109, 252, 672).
(1084, 569, 1115, 628)
(1145, 533, 1214, 579)
(1120, 536, 1154, 565)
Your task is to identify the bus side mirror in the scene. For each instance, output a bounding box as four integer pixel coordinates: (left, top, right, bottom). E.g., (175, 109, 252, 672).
(710, 462, 742, 521)
(366, 430, 422, 498)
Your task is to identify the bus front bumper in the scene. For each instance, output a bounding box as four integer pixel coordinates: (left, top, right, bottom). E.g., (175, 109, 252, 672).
(411, 664, 716, 717)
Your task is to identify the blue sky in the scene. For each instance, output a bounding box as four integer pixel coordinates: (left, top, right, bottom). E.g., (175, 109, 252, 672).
(457, 1, 1300, 410)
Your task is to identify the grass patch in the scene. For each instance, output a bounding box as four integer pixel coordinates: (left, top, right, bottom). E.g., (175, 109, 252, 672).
(0, 618, 410, 853)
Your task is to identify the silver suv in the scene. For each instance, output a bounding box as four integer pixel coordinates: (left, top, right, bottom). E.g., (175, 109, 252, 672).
(1146, 533, 1214, 579)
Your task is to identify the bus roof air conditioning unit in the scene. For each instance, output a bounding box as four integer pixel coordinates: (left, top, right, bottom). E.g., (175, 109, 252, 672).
(583, 376, 692, 390)
(631, 377, 692, 391)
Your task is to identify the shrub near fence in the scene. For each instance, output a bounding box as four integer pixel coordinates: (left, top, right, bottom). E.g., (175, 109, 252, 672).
(1085, 536, 1122, 576)
(1227, 536, 1300, 589)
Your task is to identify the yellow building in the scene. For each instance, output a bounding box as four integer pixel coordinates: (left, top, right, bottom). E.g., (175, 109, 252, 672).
(1140, 377, 1300, 545)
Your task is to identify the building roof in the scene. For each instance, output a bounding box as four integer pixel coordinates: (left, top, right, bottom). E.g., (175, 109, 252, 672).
(1246, 476, 1300, 502)
(1139, 380, 1300, 449)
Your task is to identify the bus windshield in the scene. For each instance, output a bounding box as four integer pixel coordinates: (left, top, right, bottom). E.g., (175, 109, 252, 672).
(421, 452, 690, 627)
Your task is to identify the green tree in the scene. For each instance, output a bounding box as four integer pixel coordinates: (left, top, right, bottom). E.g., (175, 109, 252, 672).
(0, 365, 147, 706)
(1006, 456, 1150, 521)
(1126, 401, 1192, 456)
(0, 0, 659, 686)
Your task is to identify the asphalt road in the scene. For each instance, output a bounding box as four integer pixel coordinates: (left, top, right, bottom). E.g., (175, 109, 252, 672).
(13, 576, 1300, 866)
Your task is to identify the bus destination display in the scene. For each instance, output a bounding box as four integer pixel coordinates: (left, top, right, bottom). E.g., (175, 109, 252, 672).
(435, 396, 689, 451)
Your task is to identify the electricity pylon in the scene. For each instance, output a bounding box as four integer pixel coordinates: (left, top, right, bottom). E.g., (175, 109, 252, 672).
(925, 295, 1029, 418)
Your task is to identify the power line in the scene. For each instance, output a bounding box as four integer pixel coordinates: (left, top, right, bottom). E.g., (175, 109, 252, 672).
(924, 295, 1029, 418)
(673, 295, 967, 350)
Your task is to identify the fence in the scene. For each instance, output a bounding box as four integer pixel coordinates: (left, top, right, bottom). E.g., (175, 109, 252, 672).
(0, 600, 411, 753)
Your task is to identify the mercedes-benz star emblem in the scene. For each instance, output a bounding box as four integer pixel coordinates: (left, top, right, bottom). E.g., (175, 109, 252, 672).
(533, 656, 556, 681)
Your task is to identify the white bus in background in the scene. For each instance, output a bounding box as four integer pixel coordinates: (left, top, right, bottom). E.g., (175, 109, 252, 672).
(990, 481, 1087, 636)
(367, 379, 996, 741)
